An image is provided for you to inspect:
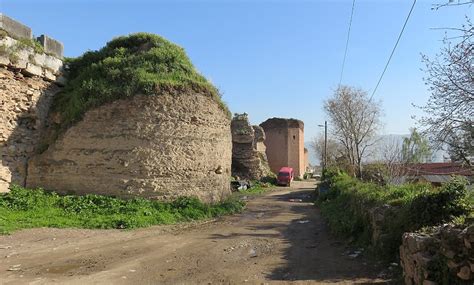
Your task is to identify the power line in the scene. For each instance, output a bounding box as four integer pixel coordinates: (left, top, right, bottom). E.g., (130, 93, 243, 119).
(338, 0, 356, 87)
(369, 0, 417, 101)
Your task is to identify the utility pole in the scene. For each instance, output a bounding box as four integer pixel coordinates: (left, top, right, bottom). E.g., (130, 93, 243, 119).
(318, 121, 328, 173)
(324, 120, 327, 171)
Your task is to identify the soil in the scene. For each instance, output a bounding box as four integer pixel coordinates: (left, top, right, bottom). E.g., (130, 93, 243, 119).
(0, 181, 394, 284)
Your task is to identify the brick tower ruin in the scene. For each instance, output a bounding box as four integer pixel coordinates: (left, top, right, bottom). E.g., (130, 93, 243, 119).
(260, 118, 305, 178)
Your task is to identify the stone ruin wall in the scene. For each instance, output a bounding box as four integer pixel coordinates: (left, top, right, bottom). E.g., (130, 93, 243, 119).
(400, 223, 474, 284)
(367, 203, 473, 284)
(0, 14, 232, 202)
(27, 93, 232, 203)
(231, 113, 272, 180)
(0, 14, 63, 192)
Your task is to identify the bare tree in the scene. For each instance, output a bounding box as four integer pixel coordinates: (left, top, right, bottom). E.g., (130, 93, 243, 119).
(419, 18, 473, 165)
(310, 133, 344, 167)
(377, 136, 411, 183)
(324, 86, 382, 177)
(432, 0, 473, 10)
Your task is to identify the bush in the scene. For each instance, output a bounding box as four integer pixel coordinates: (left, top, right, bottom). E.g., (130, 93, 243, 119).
(317, 173, 471, 260)
(360, 163, 389, 185)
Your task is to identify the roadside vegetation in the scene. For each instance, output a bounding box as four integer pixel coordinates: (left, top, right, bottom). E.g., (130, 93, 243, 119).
(317, 167, 472, 260)
(0, 185, 247, 235)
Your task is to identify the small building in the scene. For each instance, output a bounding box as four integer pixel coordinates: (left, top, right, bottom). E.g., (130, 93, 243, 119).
(393, 163, 473, 187)
(260, 118, 305, 178)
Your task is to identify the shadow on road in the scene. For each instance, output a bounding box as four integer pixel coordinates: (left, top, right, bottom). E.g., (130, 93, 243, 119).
(211, 183, 391, 284)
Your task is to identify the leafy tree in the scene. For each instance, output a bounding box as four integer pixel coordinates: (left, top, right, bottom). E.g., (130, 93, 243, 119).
(401, 128, 432, 163)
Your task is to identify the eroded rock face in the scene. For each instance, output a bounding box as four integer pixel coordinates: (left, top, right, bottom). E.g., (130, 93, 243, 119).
(27, 93, 232, 203)
(0, 67, 61, 192)
(231, 113, 272, 180)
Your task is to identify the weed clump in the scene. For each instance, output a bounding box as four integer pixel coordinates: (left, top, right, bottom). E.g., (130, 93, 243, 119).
(53, 33, 230, 128)
(0, 185, 245, 234)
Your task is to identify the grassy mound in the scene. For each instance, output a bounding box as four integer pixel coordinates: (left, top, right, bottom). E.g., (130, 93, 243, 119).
(0, 185, 244, 234)
(54, 33, 229, 127)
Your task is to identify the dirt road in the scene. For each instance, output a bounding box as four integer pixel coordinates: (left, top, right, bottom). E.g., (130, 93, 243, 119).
(0, 181, 391, 284)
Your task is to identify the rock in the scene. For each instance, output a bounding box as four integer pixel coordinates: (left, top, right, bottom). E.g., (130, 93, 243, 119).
(447, 259, 460, 269)
(465, 238, 472, 249)
(0, 55, 10, 66)
(23, 63, 43, 77)
(441, 249, 456, 259)
(249, 248, 257, 258)
(43, 68, 56, 81)
(457, 266, 471, 280)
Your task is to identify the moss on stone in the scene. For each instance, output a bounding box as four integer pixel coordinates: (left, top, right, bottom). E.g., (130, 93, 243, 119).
(53, 33, 230, 127)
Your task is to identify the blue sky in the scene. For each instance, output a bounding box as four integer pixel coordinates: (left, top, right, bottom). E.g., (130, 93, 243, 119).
(2, 0, 471, 147)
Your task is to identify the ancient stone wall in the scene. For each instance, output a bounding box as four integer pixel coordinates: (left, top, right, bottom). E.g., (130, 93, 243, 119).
(0, 15, 63, 193)
(27, 93, 232, 203)
(400, 223, 474, 284)
(231, 113, 272, 180)
(260, 118, 305, 178)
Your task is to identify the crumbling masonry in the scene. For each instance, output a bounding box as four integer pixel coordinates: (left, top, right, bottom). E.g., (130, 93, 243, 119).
(231, 113, 272, 180)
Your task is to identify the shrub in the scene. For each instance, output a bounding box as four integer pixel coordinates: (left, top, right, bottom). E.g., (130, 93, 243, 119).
(317, 173, 471, 260)
(360, 163, 389, 185)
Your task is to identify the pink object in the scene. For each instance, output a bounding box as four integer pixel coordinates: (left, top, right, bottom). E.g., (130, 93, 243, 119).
(277, 167, 294, 186)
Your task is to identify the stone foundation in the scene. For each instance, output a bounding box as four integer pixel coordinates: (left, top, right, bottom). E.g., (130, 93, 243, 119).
(400, 223, 474, 284)
(27, 93, 232, 203)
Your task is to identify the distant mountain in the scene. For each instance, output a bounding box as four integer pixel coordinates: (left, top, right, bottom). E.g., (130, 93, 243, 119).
(304, 134, 446, 166)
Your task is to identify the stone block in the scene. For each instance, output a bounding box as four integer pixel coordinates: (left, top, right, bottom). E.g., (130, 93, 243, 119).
(0, 55, 9, 66)
(9, 48, 29, 69)
(44, 69, 56, 81)
(44, 55, 62, 74)
(0, 14, 32, 40)
(37, 35, 63, 58)
(32, 53, 46, 66)
(23, 63, 43, 77)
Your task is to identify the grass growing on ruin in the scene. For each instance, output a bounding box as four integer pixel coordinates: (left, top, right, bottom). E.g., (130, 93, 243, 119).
(0, 185, 245, 234)
(53, 32, 230, 128)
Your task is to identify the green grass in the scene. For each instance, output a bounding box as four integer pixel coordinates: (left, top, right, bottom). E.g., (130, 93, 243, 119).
(0, 185, 245, 235)
(317, 170, 472, 260)
(53, 33, 230, 129)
